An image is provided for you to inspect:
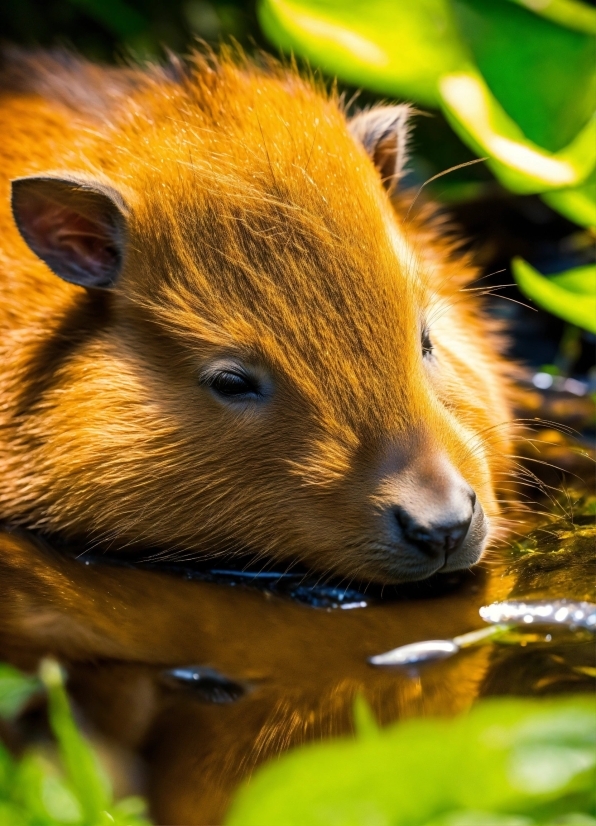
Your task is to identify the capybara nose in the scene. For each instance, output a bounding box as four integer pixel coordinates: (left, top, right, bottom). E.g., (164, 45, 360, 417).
(394, 502, 474, 560)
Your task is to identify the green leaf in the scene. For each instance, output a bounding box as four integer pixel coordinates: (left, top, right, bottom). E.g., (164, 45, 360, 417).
(0, 661, 152, 826)
(452, 0, 596, 151)
(505, 0, 596, 35)
(541, 173, 596, 228)
(423, 812, 534, 826)
(352, 695, 380, 739)
(512, 259, 596, 333)
(0, 664, 41, 722)
(257, 0, 596, 216)
(257, 0, 468, 106)
(424, 814, 596, 825)
(110, 795, 152, 825)
(0, 801, 29, 826)
(40, 659, 112, 823)
(9, 750, 79, 825)
(439, 70, 596, 194)
(225, 697, 596, 826)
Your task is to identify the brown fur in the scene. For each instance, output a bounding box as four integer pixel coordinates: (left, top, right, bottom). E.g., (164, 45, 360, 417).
(0, 48, 514, 582)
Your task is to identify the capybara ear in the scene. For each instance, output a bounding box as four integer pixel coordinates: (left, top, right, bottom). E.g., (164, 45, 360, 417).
(348, 105, 412, 192)
(11, 174, 128, 290)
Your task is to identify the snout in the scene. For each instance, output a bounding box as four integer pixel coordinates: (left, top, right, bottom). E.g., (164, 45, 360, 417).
(370, 452, 489, 582)
(389, 491, 486, 573)
(393, 496, 474, 560)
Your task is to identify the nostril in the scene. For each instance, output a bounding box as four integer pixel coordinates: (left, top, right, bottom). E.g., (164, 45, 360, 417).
(393, 506, 473, 560)
(442, 520, 470, 554)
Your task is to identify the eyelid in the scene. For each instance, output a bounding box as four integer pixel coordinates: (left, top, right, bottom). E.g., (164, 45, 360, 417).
(199, 358, 274, 401)
(421, 325, 433, 356)
(198, 360, 250, 386)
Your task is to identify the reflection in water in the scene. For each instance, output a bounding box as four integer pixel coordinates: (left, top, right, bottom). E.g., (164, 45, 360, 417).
(0, 423, 594, 824)
(480, 598, 596, 629)
(0, 530, 499, 823)
(93, 548, 471, 610)
(163, 667, 246, 704)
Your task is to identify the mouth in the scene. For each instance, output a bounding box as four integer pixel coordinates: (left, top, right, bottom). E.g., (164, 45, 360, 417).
(346, 540, 455, 583)
(350, 521, 488, 584)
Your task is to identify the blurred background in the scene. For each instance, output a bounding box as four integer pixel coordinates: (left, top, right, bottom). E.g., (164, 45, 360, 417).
(1, 0, 595, 390)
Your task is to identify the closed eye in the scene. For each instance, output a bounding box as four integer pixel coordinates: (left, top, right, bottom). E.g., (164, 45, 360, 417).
(199, 360, 272, 405)
(201, 369, 261, 399)
(422, 328, 433, 358)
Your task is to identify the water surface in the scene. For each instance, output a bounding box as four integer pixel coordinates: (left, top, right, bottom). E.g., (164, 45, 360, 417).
(1, 395, 594, 825)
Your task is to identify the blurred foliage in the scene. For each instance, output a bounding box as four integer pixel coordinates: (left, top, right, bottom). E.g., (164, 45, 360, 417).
(512, 260, 596, 334)
(1, 0, 595, 333)
(258, 0, 596, 330)
(226, 694, 596, 826)
(0, 665, 41, 723)
(258, 0, 596, 206)
(0, 660, 151, 826)
(0, 0, 260, 61)
(454, 0, 596, 152)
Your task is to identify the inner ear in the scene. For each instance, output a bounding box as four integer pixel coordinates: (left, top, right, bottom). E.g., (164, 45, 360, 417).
(11, 175, 128, 290)
(348, 105, 412, 193)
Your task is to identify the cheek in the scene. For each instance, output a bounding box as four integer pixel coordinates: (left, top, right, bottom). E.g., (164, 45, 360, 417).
(426, 354, 510, 495)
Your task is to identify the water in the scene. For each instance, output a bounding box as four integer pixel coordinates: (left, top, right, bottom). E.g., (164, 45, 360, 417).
(368, 600, 596, 666)
(60, 492, 596, 823)
(479, 598, 596, 630)
(3, 409, 594, 825)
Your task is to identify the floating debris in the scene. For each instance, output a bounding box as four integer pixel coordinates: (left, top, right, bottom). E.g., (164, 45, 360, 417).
(480, 599, 596, 631)
(369, 639, 458, 666)
(369, 624, 510, 667)
(369, 599, 596, 667)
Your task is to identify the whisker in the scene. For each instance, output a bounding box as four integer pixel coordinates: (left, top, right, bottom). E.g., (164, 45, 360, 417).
(405, 157, 488, 223)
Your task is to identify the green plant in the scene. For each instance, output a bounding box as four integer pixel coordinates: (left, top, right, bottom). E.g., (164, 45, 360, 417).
(258, 0, 596, 331)
(0, 660, 151, 826)
(512, 260, 596, 334)
(226, 695, 596, 826)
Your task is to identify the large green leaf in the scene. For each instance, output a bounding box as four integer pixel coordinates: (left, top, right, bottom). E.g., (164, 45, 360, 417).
(505, 0, 596, 35)
(512, 259, 596, 333)
(452, 0, 596, 151)
(439, 70, 596, 194)
(258, 0, 596, 215)
(258, 0, 467, 106)
(541, 172, 596, 229)
(226, 697, 596, 826)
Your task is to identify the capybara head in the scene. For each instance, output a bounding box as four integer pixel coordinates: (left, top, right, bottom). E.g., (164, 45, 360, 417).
(4, 52, 512, 583)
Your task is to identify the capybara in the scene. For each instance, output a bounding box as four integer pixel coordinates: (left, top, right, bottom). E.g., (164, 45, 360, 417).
(0, 48, 513, 584)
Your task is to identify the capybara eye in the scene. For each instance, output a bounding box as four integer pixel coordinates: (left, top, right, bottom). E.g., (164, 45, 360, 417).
(204, 370, 261, 400)
(422, 329, 433, 358)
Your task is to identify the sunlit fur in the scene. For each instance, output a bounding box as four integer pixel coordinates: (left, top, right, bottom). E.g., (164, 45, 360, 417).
(0, 48, 515, 582)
